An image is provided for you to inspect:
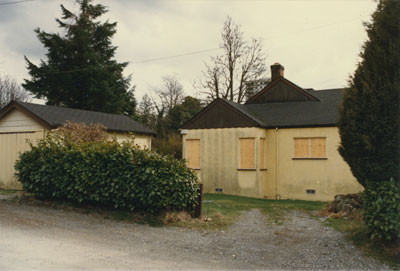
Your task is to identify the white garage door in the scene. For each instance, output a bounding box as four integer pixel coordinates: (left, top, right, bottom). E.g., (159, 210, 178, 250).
(0, 131, 44, 189)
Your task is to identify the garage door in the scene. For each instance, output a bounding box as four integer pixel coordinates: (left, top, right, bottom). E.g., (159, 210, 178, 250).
(0, 131, 44, 189)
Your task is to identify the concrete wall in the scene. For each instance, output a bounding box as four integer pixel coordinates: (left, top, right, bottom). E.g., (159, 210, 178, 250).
(182, 126, 363, 201)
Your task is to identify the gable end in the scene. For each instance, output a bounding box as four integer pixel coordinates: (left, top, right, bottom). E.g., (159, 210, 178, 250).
(0, 102, 53, 130)
(182, 99, 259, 129)
(246, 77, 319, 104)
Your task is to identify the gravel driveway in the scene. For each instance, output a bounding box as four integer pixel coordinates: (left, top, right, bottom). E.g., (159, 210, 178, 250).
(0, 198, 389, 270)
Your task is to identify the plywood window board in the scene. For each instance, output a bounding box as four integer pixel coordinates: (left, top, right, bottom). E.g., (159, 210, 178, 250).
(239, 138, 255, 169)
(294, 137, 326, 159)
(294, 138, 310, 158)
(186, 139, 200, 169)
(310, 137, 326, 158)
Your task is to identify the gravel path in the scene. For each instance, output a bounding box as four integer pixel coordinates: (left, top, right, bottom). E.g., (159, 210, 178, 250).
(0, 199, 389, 270)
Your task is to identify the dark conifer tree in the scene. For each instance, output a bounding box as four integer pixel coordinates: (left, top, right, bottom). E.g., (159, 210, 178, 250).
(338, 0, 400, 188)
(166, 96, 203, 131)
(23, 0, 136, 116)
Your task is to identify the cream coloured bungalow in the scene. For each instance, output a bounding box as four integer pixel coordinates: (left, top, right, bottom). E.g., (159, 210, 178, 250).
(181, 63, 363, 202)
(0, 101, 155, 189)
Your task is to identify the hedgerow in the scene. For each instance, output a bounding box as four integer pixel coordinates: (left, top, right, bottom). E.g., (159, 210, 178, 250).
(15, 134, 199, 214)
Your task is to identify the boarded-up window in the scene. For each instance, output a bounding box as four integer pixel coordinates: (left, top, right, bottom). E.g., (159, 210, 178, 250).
(310, 137, 326, 158)
(294, 137, 326, 158)
(294, 138, 310, 158)
(187, 139, 200, 169)
(260, 138, 266, 169)
(240, 138, 255, 169)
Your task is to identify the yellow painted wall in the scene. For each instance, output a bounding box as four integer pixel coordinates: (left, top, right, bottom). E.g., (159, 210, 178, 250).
(274, 127, 363, 201)
(182, 127, 268, 198)
(182, 126, 363, 201)
(112, 133, 152, 149)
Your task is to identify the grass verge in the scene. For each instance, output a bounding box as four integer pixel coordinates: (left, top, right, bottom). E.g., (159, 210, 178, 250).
(11, 193, 165, 226)
(323, 216, 400, 269)
(0, 189, 20, 195)
(10, 192, 325, 230)
(169, 193, 326, 230)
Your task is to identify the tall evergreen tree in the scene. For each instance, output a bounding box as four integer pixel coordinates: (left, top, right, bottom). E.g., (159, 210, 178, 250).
(137, 94, 155, 128)
(23, 0, 136, 116)
(338, 0, 400, 242)
(338, 0, 400, 188)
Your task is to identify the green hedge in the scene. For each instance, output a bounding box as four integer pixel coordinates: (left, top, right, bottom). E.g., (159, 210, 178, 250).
(15, 138, 199, 213)
(364, 178, 400, 243)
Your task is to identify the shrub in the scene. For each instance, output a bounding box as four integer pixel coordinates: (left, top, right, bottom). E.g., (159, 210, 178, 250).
(152, 133, 182, 159)
(50, 121, 109, 144)
(15, 136, 199, 214)
(363, 178, 400, 243)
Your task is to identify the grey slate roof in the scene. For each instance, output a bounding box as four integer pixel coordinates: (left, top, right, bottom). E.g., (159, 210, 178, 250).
(223, 99, 266, 126)
(223, 88, 342, 128)
(16, 101, 155, 135)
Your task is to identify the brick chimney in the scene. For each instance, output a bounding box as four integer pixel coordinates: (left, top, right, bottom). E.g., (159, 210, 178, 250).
(271, 63, 284, 81)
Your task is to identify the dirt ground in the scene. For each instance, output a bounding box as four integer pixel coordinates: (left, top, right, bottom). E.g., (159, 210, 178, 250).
(0, 198, 389, 270)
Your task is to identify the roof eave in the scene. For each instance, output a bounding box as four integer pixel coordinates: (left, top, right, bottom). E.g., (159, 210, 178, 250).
(50, 123, 156, 136)
(262, 123, 338, 129)
(107, 128, 156, 136)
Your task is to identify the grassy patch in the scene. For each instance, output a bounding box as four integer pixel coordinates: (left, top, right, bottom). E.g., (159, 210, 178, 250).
(169, 193, 326, 230)
(0, 189, 19, 195)
(324, 217, 400, 268)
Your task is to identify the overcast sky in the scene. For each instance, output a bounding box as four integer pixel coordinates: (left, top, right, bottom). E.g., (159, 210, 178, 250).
(0, 0, 377, 103)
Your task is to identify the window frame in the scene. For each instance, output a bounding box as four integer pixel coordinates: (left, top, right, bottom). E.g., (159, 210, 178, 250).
(186, 138, 201, 169)
(238, 137, 256, 170)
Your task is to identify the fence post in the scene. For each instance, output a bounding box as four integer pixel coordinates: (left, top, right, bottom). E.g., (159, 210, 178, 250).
(194, 183, 203, 218)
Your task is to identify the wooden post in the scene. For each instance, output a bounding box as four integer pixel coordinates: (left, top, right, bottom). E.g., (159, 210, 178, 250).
(193, 183, 203, 218)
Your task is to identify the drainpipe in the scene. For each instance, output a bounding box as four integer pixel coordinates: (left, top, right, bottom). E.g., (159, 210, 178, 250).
(275, 127, 279, 199)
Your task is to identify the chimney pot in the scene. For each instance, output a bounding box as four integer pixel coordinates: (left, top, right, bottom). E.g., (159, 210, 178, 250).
(271, 63, 284, 81)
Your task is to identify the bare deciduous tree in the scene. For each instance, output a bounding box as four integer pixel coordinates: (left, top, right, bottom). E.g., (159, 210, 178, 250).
(199, 17, 267, 103)
(0, 76, 31, 109)
(149, 75, 185, 137)
(154, 75, 185, 112)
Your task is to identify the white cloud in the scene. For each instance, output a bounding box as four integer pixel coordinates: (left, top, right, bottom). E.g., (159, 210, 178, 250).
(0, 0, 376, 103)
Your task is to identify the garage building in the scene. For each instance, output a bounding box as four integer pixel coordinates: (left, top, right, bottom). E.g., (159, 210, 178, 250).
(0, 100, 155, 189)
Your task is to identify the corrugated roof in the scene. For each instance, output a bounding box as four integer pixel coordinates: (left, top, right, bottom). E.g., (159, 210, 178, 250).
(224, 88, 342, 128)
(15, 101, 155, 135)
